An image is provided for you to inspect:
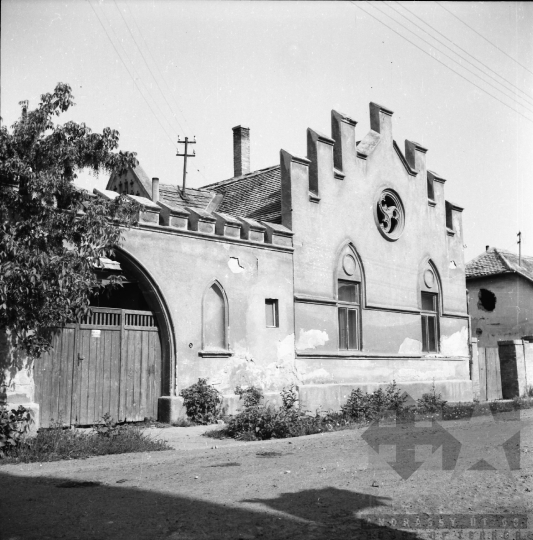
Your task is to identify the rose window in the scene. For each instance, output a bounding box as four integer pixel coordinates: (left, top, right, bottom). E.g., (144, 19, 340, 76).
(375, 189, 405, 241)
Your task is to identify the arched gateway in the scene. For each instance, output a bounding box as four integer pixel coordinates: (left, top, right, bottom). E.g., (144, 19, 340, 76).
(34, 249, 174, 427)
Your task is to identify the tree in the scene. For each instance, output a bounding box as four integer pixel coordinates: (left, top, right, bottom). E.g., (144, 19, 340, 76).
(0, 83, 140, 357)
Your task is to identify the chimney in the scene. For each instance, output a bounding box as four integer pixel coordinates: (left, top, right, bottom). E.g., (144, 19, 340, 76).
(19, 100, 29, 119)
(486, 245, 489, 252)
(152, 177, 159, 203)
(232, 126, 250, 177)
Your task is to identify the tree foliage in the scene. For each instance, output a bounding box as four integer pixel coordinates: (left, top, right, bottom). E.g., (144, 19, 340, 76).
(0, 83, 140, 357)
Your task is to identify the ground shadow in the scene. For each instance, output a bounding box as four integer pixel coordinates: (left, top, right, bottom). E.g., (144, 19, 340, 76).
(1, 470, 423, 540)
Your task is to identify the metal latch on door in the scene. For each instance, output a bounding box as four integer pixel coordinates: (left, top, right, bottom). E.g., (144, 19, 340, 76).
(77, 353, 85, 365)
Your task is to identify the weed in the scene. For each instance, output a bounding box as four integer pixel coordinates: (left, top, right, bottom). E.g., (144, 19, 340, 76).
(341, 381, 407, 422)
(417, 382, 448, 413)
(1, 415, 171, 464)
(179, 378, 222, 425)
(234, 385, 264, 408)
(0, 405, 33, 457)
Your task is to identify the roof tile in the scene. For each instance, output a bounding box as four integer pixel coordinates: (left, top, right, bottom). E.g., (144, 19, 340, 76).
(466, 247, 533, 284)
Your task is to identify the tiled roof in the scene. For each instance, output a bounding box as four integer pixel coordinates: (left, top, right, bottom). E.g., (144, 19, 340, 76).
(158, 184, 216, 211)
(466, 247, 533, 284)
(201, 165, 282, 223)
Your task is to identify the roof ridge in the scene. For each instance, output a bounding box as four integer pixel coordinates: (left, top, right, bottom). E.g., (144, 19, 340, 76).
(493, 248, 515, 273)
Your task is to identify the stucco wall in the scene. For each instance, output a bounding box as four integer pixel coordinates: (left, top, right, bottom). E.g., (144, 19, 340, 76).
(468, 274, 533, 347)
(121, 226, 295, 397)
(279, 105, 470, 398)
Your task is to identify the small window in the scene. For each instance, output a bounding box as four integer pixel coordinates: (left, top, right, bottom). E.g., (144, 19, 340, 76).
(445, 201, 453, 230)
(427, 174, 435, 201)
(421, 292, 436, 312)
(338, 281, 360, 304)
(421, 292, 438, 353)
(265, 299, 279, 328)
(337, 280, 361, 350)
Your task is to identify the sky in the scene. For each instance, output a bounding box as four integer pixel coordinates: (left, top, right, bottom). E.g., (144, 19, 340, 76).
(2, 0, 532, 263)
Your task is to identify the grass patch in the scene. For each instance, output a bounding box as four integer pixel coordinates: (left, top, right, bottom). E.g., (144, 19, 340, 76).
(1, 421, 172, 465)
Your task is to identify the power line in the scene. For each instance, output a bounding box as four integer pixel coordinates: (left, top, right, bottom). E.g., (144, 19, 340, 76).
(111, 0, 187, 135)
(370, 2, 533, 114)
(120, 0, 194, 134)
(435, 1, 533, 77)
(351, 2, 533, 124)
(388, 1, 533, 108)
(87, 0, 177, 148)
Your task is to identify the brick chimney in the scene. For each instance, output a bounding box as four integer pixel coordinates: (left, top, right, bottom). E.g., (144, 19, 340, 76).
(232, 126, 250, 177)
(152, 177, 159, 202)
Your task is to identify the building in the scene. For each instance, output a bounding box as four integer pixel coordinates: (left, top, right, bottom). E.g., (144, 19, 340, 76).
(466, 246, 533, 347)
(7, 103, 474, 427)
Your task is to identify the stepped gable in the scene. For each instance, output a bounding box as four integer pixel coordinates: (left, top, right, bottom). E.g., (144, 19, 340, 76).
(466, 247, 533, 284)
(201, 165, 282, 224)
(158, 184, 216, 211)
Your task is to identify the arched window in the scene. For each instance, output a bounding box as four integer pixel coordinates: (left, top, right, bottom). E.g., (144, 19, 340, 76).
(336, 245, 363, 350)
(203, 282, 228, 351)
(419, 262, 440, 353)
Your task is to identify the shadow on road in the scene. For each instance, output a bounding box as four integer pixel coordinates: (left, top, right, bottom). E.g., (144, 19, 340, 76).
(1, 471, 424, 540)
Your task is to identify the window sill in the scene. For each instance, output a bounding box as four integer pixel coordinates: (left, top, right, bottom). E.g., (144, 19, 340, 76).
(428, 199, 436, 207)
(446, 227, 455, 236)
(198, 349, 233, 358)
(309, 192, 321, 203)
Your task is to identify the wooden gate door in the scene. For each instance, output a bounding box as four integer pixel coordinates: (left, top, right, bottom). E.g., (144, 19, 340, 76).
(477, 347, 503, 401)
(36, 308, 162, 427)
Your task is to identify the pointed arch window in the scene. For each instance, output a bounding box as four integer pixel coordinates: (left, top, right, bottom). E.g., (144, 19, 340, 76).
(200, 282, 231, 357)
(336, 246, 363, 351)
(420, 264, 440, 353)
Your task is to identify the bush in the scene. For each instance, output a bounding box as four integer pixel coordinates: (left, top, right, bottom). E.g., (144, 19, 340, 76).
(1, 415, 171, 464)
(0, 405, 33, 457)
(341, 381, 407, 422)
(179, 378, 222, 424)
(417, 382, 447, 413)
(234, 385, 264, 408)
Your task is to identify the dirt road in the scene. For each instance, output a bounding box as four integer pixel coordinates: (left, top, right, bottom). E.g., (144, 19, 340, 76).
(2, 410, 532, 540)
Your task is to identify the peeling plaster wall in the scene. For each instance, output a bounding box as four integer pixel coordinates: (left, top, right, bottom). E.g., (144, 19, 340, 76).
(122, 227, 295, 396)
(468, 275, 533, 347)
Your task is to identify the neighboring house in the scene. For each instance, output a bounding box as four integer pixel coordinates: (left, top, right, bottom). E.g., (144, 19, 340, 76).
(7, 103, 474, 427)
(466, 247, 533, 347)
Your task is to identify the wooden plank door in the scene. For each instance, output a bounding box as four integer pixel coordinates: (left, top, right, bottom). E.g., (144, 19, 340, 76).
(72, 309, 122, 425)
(35, 307, 162, 426)
(478, 347, 487, 402)
(485, 347, 503, 401)
(118, 310, 161, 422)
(34, 326, 76, 428)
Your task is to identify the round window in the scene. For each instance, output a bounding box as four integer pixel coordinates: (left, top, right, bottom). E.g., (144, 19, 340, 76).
(375, 189, 405, 241)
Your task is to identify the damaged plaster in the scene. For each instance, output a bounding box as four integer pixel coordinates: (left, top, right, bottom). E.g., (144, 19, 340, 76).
(228, 257, 244, 274)
(398, 337, 422, 354)
(440, 326, 469, 357)
(296, 329, 329, 350)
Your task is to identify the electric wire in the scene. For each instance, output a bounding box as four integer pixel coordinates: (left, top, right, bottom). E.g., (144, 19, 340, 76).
(121, 1, 194, 135)
(351, 2, 533, 124)
(87, 0, 177, 148)
(370, 2, 533, 114)
(112, 0, 187, 135)
(435, 1, 533, 77)
(388, 1, 533, 108)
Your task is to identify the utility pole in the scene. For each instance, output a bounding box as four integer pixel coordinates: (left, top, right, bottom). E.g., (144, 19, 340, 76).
(517, 231, 522, 266)
(176, 136, 196, 194)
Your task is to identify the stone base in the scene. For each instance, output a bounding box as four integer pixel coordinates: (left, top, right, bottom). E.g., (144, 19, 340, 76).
(299, 380, 473, 412)
(4, 401, 40, 436)
(157, 396, 186, 424)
